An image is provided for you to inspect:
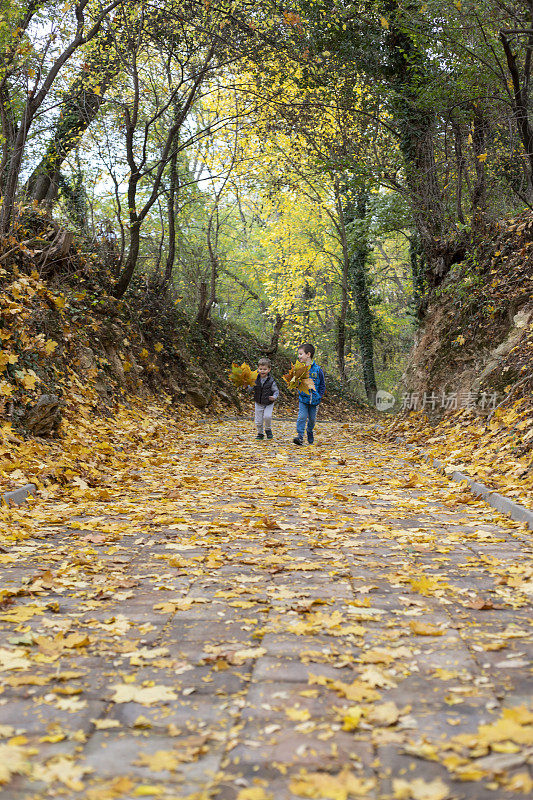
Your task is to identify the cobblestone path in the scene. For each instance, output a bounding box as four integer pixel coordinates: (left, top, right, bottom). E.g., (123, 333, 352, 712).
(1, 420, 531, 799)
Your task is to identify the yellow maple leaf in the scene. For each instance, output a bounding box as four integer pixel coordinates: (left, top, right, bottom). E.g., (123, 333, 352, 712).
(393, 777, 450, 800)
(154, 342, 163, 352)
(0, 380, 14, 396)
(286, 706, 311, 721)
(341, 705, 363, 731)
(360, 666, 397, 688)
(409, 621, 445, 636)
(505, 773, 533, 793)
(0, 604, 44, 623)
(0, 647, 30, 670)
(366, 701, 400, 726)
(309, 674, 380, 702)
(282, 361, 315, 395)
(229, 362, 258, 387)
(16, 369, 39, 390)
(135, 750, 183, 771)
(237, 789, 273, 800)
(32, 755, 91, 791)
(0, 351, 17, 369)
(474, 706, 533, 746)
(408, 576, 449, 596)
(290, 767, 375, 799)
(110, 684, 177, 705)
(85, 776, 135, 800)
(0, 743, 31, 784)
(44, 339, 58, 355)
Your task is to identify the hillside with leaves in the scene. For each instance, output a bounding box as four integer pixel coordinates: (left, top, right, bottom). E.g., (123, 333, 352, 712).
(384, 213, 533, 507)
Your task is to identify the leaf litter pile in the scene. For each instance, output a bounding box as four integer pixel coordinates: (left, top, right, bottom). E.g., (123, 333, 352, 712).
(385, 399, 533, 510)
(0, 409, 532, 800)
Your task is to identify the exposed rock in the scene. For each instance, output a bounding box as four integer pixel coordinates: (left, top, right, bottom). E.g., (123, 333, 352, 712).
(217, 387, 241, 411)
(180, 361, 213, 408)
(186, 386, 212, 409)
(472, 305, 533, 393)
(23, 394, 61, 436)
(164, 372, 185, 400)
(94, 372, 114, 399)
(99, 322, 123, 344)
(103, 344, 125, 382)
(77, 346, 96, 371)
(218, 389, 233, 405)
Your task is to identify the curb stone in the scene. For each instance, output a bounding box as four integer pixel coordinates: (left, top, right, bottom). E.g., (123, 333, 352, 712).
(394, 436, 533, 533)
(2, 483, 37, 507)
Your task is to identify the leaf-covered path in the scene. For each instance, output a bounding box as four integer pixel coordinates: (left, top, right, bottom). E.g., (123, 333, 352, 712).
(1, 418, 532, 800)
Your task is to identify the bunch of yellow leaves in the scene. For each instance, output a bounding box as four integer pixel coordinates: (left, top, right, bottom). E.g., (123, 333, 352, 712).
(229, 362, 258, 388)
(283, 361, 315, 396)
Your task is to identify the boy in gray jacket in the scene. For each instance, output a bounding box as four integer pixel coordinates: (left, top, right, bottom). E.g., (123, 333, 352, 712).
(252, 357, 279, 440)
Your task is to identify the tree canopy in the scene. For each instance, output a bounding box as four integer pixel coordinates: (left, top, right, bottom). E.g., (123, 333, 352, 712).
(1, 0, 532, 397)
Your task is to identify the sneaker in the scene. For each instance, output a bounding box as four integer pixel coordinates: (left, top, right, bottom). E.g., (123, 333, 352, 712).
(293, 436, 303, 445)
(307, 432, 314, 444)
(256, 433, 264, 440)
(265, 430, 273, 439)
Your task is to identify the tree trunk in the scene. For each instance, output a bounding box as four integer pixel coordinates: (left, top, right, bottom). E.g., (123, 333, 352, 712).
(0, 0, 122, 232)
(0, 107, 31, 233)
(345, 187, 377, 404)
(336, 300, 348, 383)
(196, 280, 211, 334)
(333, 179, 350, 383)
(25, 82, 106, 203)
(0, 85, 18, 193)
(164, 149, 179, 283)
(470, 108, 488, 214)
(409, 232, 426, 318)
(113, 46, 215, 298)
(350, 245, 377, 405)
(199, 205, 219, 334)
(451, 120, 466, 225)
(266, 314, 284, 357)
(383, 0, 465, 291)
(25, 34, 118, 203)
(114, 220, 141, 299)
(500, 29, 533, 199)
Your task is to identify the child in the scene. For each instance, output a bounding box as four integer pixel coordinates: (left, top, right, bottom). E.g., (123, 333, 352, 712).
(293, 343, 325, 445)
(253, 357, 279, 440)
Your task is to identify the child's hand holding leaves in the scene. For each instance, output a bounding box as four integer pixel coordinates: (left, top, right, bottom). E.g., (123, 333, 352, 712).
(282, 361, 315, 395)
(229, 362, 258, 388)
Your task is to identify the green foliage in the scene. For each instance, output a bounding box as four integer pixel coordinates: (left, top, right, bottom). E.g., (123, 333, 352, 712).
(3, 0, 530, 399)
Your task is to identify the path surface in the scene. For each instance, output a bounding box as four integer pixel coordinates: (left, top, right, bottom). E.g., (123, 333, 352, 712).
(1, 419, 532, 800)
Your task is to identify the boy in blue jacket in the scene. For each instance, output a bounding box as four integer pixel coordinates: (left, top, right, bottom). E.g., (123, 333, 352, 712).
(293, 343, 326, 445)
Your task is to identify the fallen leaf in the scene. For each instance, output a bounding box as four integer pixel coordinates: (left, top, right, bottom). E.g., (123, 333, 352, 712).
(393, 778, 450, 800)
(366, 701, 401, 726)
(409, 621, 445, 636)
(110, 684, 177, 705)
(290, 767, 375, 798)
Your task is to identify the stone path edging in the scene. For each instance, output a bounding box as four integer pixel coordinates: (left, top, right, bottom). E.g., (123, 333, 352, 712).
(395, 435, 533, 532)
(2, 482, 37, 507)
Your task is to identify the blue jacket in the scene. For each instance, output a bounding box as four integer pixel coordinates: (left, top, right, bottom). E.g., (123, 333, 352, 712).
(299, 361, 325, 406)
